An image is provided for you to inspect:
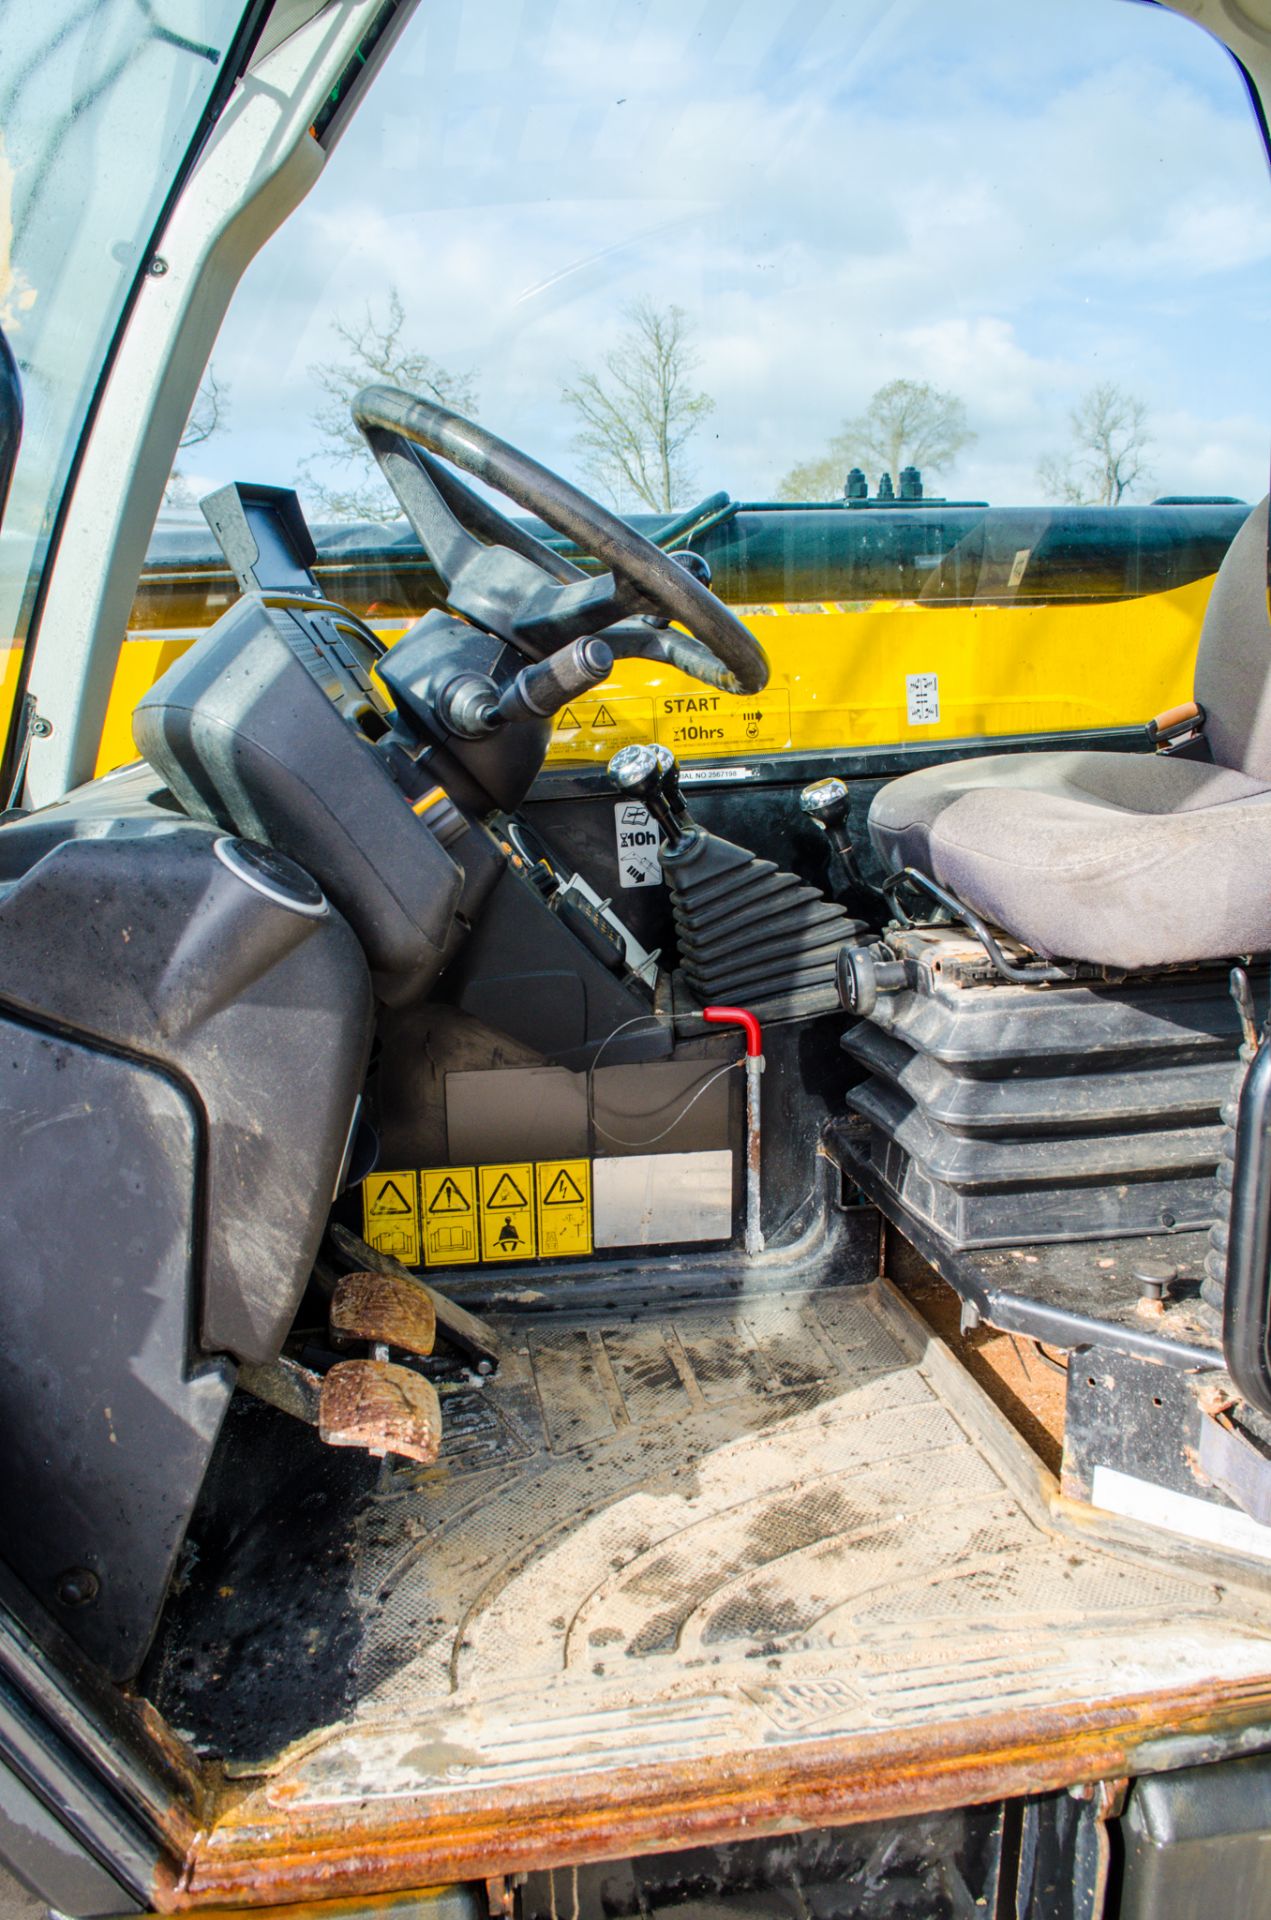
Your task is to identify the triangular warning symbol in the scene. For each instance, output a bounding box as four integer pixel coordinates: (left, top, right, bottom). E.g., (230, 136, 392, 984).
(428, 1176, 471, 1214)
(558, 705, 582, 731)
(593, 704, 617, 728)
(487, 1172, 529, 1208)
(370, 1179, 412, 1216)
(543, 1169, 586, 1206)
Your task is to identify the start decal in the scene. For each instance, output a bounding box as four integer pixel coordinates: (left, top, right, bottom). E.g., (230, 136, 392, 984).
(548, 689, 793, 761)
(655, 688, 791, 755)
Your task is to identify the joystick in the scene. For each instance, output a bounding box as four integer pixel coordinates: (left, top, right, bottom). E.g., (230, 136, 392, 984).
(606, 743, 865, 1021)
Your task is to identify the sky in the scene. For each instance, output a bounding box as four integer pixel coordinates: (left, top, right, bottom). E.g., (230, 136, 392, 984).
(181, 0, 1271, 516)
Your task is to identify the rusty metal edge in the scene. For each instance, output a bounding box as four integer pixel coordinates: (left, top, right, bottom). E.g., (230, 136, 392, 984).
(872, 1266, 1271, 1601)
(156, 1678, 1271, 1910)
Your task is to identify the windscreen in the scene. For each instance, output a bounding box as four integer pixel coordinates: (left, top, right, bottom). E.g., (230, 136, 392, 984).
(123, 0, 1271, 769)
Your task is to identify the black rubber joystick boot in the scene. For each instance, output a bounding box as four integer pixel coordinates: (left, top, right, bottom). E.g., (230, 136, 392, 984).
(608, 745, 867, 1021)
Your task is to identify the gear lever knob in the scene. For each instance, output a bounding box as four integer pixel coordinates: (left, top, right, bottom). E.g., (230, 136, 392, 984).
(608, 742, 693, 845)
(800, 775, 849, 828)
(800, 776, 859, 885)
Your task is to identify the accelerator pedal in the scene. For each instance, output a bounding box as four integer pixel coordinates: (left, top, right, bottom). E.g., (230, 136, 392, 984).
(318, 1359, 442, 1464)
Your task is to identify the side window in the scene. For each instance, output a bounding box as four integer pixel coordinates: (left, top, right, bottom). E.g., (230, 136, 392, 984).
(0, 1, 245, 782)
(114, 0, 1271, 777)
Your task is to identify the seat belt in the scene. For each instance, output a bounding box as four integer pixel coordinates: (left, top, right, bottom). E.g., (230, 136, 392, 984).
(1147, 699, 1207, 751)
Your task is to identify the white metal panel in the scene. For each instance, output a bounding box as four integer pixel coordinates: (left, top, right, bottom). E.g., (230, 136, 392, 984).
(593, 1149, 733, 1248)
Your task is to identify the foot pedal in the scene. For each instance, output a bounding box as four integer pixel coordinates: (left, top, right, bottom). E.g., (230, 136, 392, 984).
(330, 1224, 501, 1373)
(330, 1269, 436, 1358)
(318, 1359, 442, 1463)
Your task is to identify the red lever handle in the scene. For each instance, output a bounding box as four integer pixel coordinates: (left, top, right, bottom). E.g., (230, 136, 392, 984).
(703, 1005, 763, 1058)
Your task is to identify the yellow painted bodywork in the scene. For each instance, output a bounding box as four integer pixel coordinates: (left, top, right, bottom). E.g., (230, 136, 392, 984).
(65, 568, 1213, 781)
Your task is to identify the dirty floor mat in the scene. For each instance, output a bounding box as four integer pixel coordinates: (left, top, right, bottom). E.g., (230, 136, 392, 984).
(151, 1276, 1271, 1821)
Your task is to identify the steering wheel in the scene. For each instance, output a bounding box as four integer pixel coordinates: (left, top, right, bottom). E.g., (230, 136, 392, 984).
(351, 386, 769, 696)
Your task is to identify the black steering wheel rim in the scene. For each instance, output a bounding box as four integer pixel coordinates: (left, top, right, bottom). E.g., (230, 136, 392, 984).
(351, 385, 768, 695)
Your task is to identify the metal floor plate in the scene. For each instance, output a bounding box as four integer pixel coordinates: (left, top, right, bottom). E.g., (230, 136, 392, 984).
(161, 1280, 1271, 1906)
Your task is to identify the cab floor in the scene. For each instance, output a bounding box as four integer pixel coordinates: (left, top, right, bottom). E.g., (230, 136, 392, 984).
(150, 1277, 1271, 1886)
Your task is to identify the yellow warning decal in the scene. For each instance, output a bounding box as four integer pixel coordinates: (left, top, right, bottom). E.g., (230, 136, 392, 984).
(478, 1162, 537, 1262)
(550, 695, 655, 759)
(362, 1171, 420, 1265)
(654, 688, 792, 756)
(536, 1159, 592, 1259)
(419, 1166, 479, 1267)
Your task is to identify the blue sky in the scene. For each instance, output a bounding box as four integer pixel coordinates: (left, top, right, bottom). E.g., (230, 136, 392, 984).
(188, 0, 1271, 513)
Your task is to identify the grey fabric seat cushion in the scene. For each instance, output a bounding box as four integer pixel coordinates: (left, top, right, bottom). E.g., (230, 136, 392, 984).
(866, 494, 1271, 971)
(868, 750, 1271, 969)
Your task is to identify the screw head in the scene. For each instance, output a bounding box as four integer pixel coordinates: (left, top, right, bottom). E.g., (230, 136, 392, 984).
(56, 1569, 99, 1608)
(146, 255, 168, 277)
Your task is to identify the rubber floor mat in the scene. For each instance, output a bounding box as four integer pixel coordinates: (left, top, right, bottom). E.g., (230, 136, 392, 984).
(155, 1279, 1271, 1894)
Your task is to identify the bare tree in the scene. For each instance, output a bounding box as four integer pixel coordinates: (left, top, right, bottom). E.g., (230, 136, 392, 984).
(302, 288, 477, 524)
(778, 378, 975, 500)
(164, 368, 229, 507)
(180, 368, 228, 451)
(562, 299, 714, 511)
(1037, 382, 1152, 506)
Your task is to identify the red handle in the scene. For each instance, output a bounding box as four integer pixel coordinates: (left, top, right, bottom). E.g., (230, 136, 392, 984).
(703, 1005, 763, 1057)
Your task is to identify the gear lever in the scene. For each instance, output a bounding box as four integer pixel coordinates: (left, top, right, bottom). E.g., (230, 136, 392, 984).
(608, 742, 695, 846)
(800, 776, 861, 888)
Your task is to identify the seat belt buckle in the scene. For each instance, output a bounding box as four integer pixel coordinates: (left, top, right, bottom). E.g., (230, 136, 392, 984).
(1147, 700, 1206, 751)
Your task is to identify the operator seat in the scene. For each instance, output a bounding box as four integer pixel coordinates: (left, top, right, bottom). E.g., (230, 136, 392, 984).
(867, 497, 1271, 972)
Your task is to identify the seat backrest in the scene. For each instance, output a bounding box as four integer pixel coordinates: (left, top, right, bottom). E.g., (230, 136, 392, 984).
(1194, 493, 1271, 779)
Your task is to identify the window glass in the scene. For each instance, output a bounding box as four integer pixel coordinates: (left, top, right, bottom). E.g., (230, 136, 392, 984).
(0, 0, 245, 765)
(121, 0, 1271, 769)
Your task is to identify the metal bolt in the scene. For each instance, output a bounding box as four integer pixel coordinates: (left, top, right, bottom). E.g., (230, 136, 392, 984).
(146, 255, 169, 277)
(1133, 1261, 1177, 1304)
(56, 1568, 99, 1608)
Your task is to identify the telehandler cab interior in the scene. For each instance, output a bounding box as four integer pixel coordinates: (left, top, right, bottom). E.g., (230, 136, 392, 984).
(5, 3, 1271, 1918)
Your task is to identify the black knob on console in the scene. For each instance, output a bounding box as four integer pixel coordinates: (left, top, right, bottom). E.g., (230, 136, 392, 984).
(836, 942, 907, 1018)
